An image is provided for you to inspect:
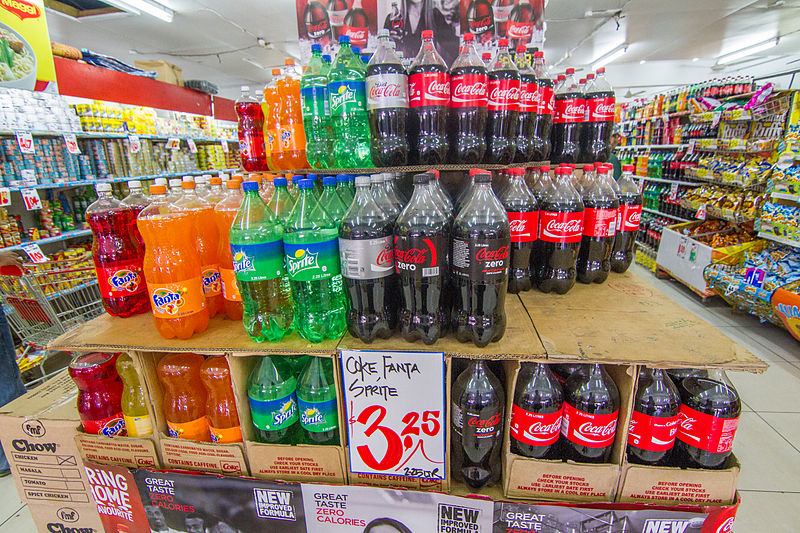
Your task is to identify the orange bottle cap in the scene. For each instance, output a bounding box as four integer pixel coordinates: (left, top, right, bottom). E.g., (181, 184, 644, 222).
(182, 181, 195, 189)
(271, 68, 280, 76)
(209, 177, 221, 185)
(226, 181, 241, 189)
(285, 58, 295, 66)
(150, 184, 166, 194)
(247, 173, 262, 183)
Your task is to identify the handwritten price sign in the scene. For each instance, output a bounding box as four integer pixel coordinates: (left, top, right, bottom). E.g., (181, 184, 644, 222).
(128, 135, 141, 154)
(341, 350, 445, 480)
(63, 133, 80, 154)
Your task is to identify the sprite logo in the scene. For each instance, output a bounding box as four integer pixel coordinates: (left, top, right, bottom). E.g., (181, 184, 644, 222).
(301, 407, 324, 426)
(274, 398, 297, 426)
(330, 84, 357, 111)
(233, 250, 255, 273)
(286, 248, 320, 276)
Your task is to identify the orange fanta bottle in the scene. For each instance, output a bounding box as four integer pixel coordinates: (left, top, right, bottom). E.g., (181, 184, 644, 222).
(264, 69, 284, 170)
(157, 353, 211, 442)
(200, 356, 242, 443)
(214, 180, 244, 320)
(277, 58, 309, 170)
(138, 185, 209, 339)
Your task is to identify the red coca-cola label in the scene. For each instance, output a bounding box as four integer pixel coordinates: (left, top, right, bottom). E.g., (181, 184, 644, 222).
(619, 204, 642, 232)
(508, 211, 539, 242)
(488, 78, 520, 111)
(539, 211, 583, 243)
(394, 234, 447, 278)
(507, 20, 533, 41)
(588, 96, 616, 121)
(583, 207, 617, 238)
(95, 262, 146, 299)
(538, 85, 554, 115)
(468, 15, 493, 39)
(518, 81, 538, 113)
(450, 74, 488, 108)
(676, 405, 739, 454)
(627, 410, 681, 452)
(561, 403, 619, 449)
(554, 97, 585, 124)
(409, 72, 450, 107)
(342, 25, 367, 48)
(510, 404, 562, 447)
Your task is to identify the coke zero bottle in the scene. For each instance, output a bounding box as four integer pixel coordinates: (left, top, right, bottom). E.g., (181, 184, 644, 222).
(342, 0, 369, 50)
(514, 45, 536, 163)
(501, 167, 538, 293)
(577, 166, 618, 284)
(537, 166, 584, 294)
(394, 173, 449, 344)
(304, 0, 332, 47)
(408, 30, 450, 164)
(581, 67, 616, 162)
(627, 368, 681, 466)
(510, 363, 563, 459)
(485, 39, 520, 164)
(507, 0, 535, 50)
(530, 53, 552, 160)
(610, 165, 643, 273)
(675, 369, 741, 469)
(561, 363, 620, 464)
(451, 359, 504, 489)
(466, 0, 495, 45)
(448, 33, 488, 164)
(550, 68, 583, 164)
(451, 172, 510, 347)
(367, 30, 409, 166)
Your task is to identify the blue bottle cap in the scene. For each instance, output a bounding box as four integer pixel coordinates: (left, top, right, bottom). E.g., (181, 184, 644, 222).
(347, 174, 356, 182)
(322, 54, 331, 62)
(292, 174, 302, 183)
(242, 181, 259, 192)
(311, 44, 322, 52)
(339, 35, 350, 44)
(336, 174, 348, 183)
(306, 173, 318, 181)
(274, 177, 287, 187)
(298, 179, 315, 189)
(352, 46, 361, 55)
(322, 176, 337, 186)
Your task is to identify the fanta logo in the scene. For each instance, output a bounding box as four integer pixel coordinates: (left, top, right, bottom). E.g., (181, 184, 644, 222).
(376, 248, 394, 267)
(286, 248, 320, 276)
(202, 269, 221, 294)
(100, 418, 125, 436)
(489, 85, 520, 102)
(274, 399, 297, 426)
(476, 246, 509, 261)
(2, 0, 40, 20)
(109, 270, 139, 292)
(152, 288, 185, 315)
(280, 129, 292, 148)
(239, 140, 250, 156)
(233, 251, 255, 273)
(330, 85, 357, 110)
(469, 16, 492, 33)
(301, 407, 324, 426)
(395, 248, 428, 264)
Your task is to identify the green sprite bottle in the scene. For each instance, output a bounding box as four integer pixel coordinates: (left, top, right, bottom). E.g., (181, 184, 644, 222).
(319, 176, 348, 223)
(297, 356, 339, 445)
(336, 174, 355, 207)
(247, 355, 300, 444)
(300, 44, 334, 169)
(230, 181, 294, 343)
(283, 179, 348, 343)
(267, 176, 295, 223)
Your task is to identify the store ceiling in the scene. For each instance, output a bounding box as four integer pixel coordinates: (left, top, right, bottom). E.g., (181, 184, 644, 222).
(44, 0, 800, 101)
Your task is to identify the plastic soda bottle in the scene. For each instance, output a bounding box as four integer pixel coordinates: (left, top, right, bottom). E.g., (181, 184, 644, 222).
(247, 355, 301, 444)
(278, 59, 309, 169)
(284, 179, 348, 342)
(120, 180, 149, 247)
(87, 183, 149, 317)
(319, 175, 348, 222)
(328, 35, 373, 168)
(267, 176, 296, 223)
(69, 352, 126, 436)
(206, 176, 225, 205)
(116, 353, 153, 437)
(235, 85, 270, 171)
(200, 356, 243, 444)
(297, 357, 340, 445)
(138, 185, 209, 339)
(264, 69, 284, 170)
(157, 353, 211, 442)
(175, 181, 224, 319)
(214, 181, 244, 320)
(230, 181, 294, 342)
(301, 44, 335, 169)
(336, 174, 355, 206)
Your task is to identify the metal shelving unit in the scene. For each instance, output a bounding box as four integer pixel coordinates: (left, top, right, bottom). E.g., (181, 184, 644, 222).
(642, 207, 691, 222)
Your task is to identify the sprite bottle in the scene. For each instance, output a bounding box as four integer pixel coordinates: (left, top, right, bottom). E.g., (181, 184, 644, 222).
(247, 355, 300, 444)
(319, 175, 348, 223)
(328, 35, 373, 169)
(336, 174, 355, 207)
(301, 44, 334, 170)
(297, 356, 339, 445)
(284, 179, 348, 342)
(267, 176, 295, 223)
(230, 181, 294, 342)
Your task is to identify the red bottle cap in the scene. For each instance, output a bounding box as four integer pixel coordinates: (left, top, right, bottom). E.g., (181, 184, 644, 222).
(596, 67, 605, 73)
(498, 38, 509, 47)
(566, 67, 575, 74)
(534, 51, 544, 58)
(507, 167, 525, 176)
(583, 164, 594, 171)
(422, 30, 433, 39)
(516, 45, 526, 54)
(622, 165, 635, 171)
(540, 165, 550, 172)
(463, 33, 474, 42)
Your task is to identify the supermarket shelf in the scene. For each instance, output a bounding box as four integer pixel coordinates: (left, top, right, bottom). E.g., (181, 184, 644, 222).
(642, 207, 691, 222)
(619, 111, 691, 126)
(2, 229, 92, 251)
(618, 144, 687, 150)
(4, 168, 239, 192)
(286, 161, 549, 174)
(687, 174, 766, 190)
(758, 232, 800, 248)
(637, 176, 700, 185)
(0, 129, 236, 143)
(772, 192, 799, 202)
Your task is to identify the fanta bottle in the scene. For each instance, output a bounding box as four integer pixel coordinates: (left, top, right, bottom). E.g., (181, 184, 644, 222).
(157, 353, 211, 442)
(235, 86, 270, 172)
(264, 70, 284, 170)
(116, 353, 153, 437)
(200, 356, 242, 443)
(214, 181, 244, 320)
(69, 352, 126, 436)
(277, 59, 309, 170)
(137, 185, 210, 339)
(167, 179, 183, 202)
(175, 181, 223, 319)
(206, 177, 225, 205)
(86, 183, 149, 317)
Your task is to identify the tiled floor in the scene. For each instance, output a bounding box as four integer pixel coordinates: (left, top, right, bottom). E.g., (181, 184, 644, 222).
(0, 264, 796, 532)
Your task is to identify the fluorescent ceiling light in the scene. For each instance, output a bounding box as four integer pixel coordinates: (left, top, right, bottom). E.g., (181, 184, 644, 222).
(639, 59, 646, 64)
(104, 0, 174, 22)
(717, 37, 778, 65)
(592, 44, 627, 71)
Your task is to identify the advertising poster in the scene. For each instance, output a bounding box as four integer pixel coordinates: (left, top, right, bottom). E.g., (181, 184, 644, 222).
(85, 462, 149, 533)
(302, 483, 494, 532)
(0, 0, 56, 91)
(133, 469, 307, 533)
(297, 0, 379, 61)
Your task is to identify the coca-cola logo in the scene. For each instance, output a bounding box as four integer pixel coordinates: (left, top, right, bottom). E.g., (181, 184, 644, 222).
(595, 102, 616, 115)
(519, 88, 537, 104)
(467, 413, 501, 427)
(507, 22, 533, 39)
(453, 81, 487, 98)
(564, 103, 584, 117)
(716, 517, 735, 533)
(307, 20, 329, 38)
(395, 248, 428, 264)
(679, 412, 696, 432)
(344, 26, 367, 40)
(476, 246, 509, 261)
(428, 80, 450, 97)
(546, 219, 582, 234)
(627, 210, 641, 224)
(577, 420, 617, 442)
(489, 85, 520, 102)
(376, 248, 394, 267)
(469, 16, 492, 33)
(527, 420, 561, 436)
(509, 219, 527, 232)
(369, 83, 402, 99)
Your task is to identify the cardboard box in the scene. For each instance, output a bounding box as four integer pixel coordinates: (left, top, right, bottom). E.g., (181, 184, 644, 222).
(134, 59, 184, 86)
(502, 363, 636, 503)
(27, 501, 105, 533)
(137, 352, 250, 476)
(227, 354, 348, 484)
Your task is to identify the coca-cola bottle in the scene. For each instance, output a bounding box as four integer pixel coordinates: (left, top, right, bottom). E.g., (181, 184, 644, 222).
(551, 363, 587, 387)
(339, 175, 398, 342)
(610, 165, 643, 273)
(371, 173, 400, 220)
(481, 52, 492, 66)
(367, 29, 409, 166)
(507, 0, 535, 50)
(304, 0, 333, 47)
(561, 363, 620, 464)
(451, 172, 509, 347)
(581, 67, 616, 162)
(383, 0, 406, 43)
(627, 368, 681, 466)
(577, 166, 619, 284)
(551, 68, 583, 164)
(455, 167, 482, 213)
(342, 0, 369, 50)
(501, 167, 538, 293)
(485, 39, 520, 164)
(394, 173, 449, 344)
(408, 30, 450, 164)
(510, 363, 563, 459)
(537, 166, 584, 294)
(675, 369, 741, 470)
(448, 33, 488, 163)
(451, 359, 504, 489)
(530, 52, 552, 160)
(514, 45, 536, 163)
(328, 0, 349, 39)
(667, 368, 707, 387)
(466, 0, 495, 44)
(427, 170, 454, 217)
(492, 0, 514, 38)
